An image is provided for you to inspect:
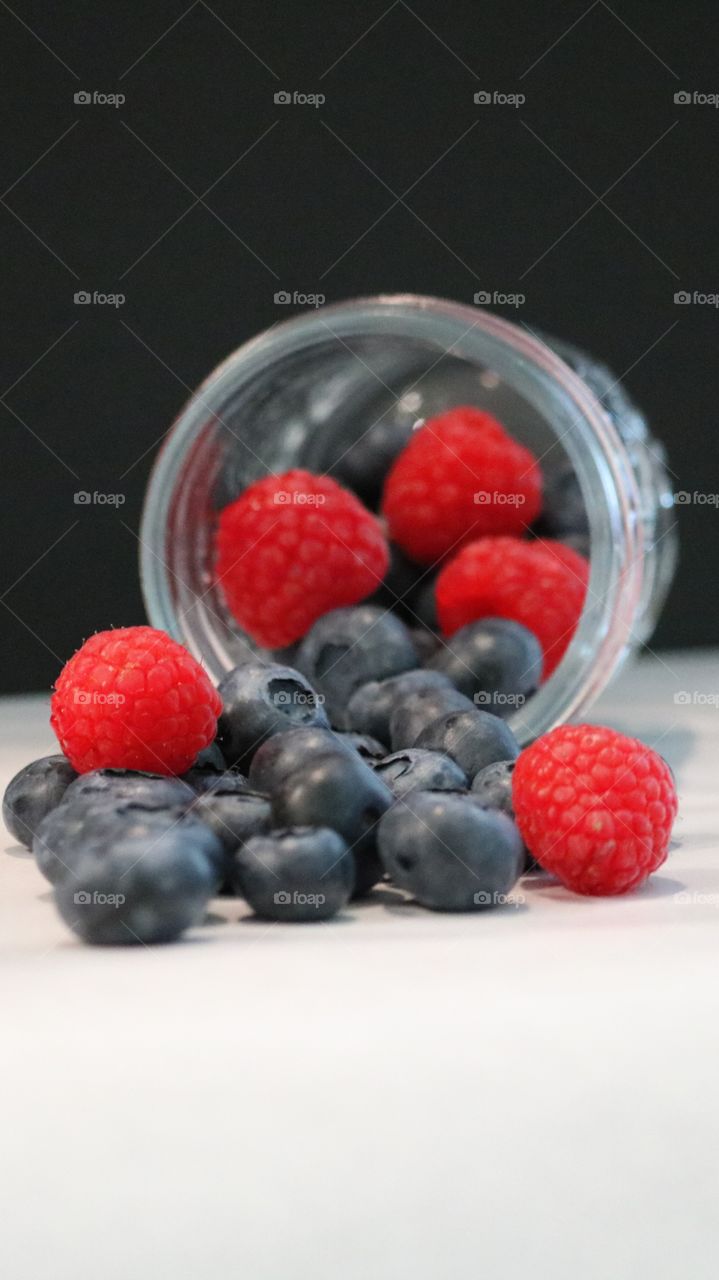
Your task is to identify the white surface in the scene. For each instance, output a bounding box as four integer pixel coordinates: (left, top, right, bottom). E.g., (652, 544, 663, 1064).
(1, 652, 718, 1280)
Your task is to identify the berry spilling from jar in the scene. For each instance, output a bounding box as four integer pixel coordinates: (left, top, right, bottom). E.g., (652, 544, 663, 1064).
(2, 404, 677, 946)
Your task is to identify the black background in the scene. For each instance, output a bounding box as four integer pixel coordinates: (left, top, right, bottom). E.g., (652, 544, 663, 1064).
(1, 0, 717, 693)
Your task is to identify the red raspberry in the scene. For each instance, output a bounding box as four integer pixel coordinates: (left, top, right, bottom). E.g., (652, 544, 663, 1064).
(381, 406, 542, 564)
(215, 469, 389, 648)
(51, 626, 222, 776)
(436, 535, 589, 679)
(512, 724, 678, 895)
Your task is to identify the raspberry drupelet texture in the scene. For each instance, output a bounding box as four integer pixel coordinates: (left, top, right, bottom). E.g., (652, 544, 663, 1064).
(512, 724, 677, 895)
(215, 469, 389, 648)
(381, 406, 542, 564)
(436, 535, 589, 679)
(51, 626, 222, 776)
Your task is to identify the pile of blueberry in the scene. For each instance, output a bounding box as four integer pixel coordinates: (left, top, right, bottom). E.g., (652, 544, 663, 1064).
(3, 609, 536, 945)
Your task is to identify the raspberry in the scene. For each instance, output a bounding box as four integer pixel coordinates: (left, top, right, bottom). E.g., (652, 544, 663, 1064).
(512, 724, 677, 895)
(215, 470, 389, 648)
(51, 626, 222, 776)
(381, 406, 542, 564)
(436, 536, 589, 679)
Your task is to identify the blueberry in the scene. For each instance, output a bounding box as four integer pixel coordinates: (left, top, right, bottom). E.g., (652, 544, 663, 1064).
(182, 765, 249, 795)
(249, 727, 351, 793)
(217, 661, 329, 770)
(377, 790, 524, 911)
(35, 800, 223, 887)
(193, 788, 271, 855)
(373, 749, 467, 798)
(235, 828, 353, 921)
(3, 755, 77, 849)
(413, 709, 519, 779)
(326, 415, 414, 508)
(535, 455, 589, 538)
(346, 669, 456, 745)
(294, 606, 418, 727)
(389, 681, 475, 751)
(270, 750, 393, 896)
(471, 760, 536, 871)
(64, 769, 195, 810)
(428, 618, 542, 715)
(409, 627, 441, 664)
(470, 759, 516, 815)
(195, 741, 228, 771)
(337, 732, 389, 762)
(53, 823, 219, 945)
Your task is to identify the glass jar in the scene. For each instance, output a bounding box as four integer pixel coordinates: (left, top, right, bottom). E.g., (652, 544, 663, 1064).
(139, 294, 677, 747)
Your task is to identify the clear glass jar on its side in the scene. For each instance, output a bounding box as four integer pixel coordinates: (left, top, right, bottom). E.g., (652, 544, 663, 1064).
(139, 295, 677, 747)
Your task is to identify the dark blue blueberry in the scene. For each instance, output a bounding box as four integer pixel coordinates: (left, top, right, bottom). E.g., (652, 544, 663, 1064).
(377, 790, 524, 911)
(373, 748, 467, 797)
(235, 827, 353, 921)
(270, 750, 393, 896)
(3, 755, 77, 849)
(534, 454, 589, 538)
(195, 741, 228, 771)
(413, 709, 519, 779)
(217, 661, 329, 770)
(192, 788, 271, 855)
(34, 800, 223, 887)
(471, 760, 537, 871)
(337, 732, 389, 762)
(326, 415, 414, 509)
(428, 617, 542, 715)
(64, 769, 195, 810)
(53, 822, 219, 946)
(389, 682, 475, 751)
(248, 727, 351, 793)
(295, 606, 418, 728)
(182, 765, 249, 795)
(346, 669, 456, 746)
(470, 759, 516, 815)
(409, 627, 441, 664)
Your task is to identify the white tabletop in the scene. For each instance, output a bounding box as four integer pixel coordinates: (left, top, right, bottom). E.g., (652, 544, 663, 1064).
(1, 651, 718, 1280)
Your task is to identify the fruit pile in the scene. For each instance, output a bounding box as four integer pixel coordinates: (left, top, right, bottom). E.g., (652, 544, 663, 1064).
(2, 405, 678, 945)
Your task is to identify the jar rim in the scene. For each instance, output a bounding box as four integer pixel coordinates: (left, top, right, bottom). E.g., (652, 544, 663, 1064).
(140, 293, 645, 744)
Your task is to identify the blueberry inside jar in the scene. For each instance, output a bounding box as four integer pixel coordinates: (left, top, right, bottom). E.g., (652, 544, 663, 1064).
(140, 294, 677, 747)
